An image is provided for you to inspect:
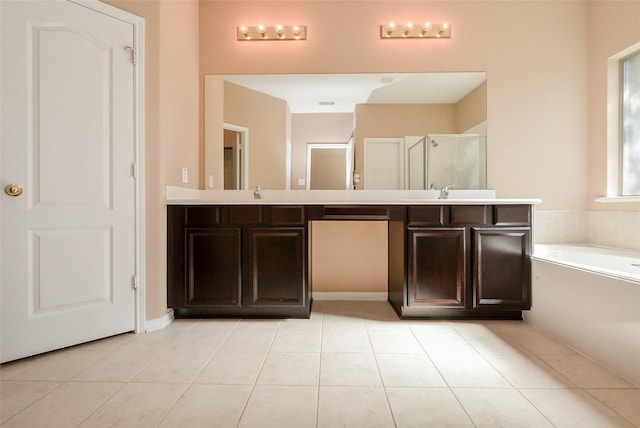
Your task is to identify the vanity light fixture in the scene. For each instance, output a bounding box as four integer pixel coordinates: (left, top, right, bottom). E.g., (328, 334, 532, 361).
(380, 21, 451, 39)
(237, 24, 307, 41)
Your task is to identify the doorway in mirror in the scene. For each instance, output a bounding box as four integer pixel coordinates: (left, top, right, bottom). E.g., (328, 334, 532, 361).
(306, 143, 353, 190)
(223, 123, 248, 190)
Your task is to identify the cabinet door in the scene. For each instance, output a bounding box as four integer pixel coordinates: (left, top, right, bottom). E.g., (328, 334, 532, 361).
(472, 228, 531, 309)
(186, 228, 242, 307)
(244, 227, 306, 307)
(408, 228, 466, 307)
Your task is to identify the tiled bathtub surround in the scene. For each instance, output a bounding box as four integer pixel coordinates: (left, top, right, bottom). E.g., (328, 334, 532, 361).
(535, 210, 640, 250)
(534, 210, 589, 245)
(1, 301, 638, 427)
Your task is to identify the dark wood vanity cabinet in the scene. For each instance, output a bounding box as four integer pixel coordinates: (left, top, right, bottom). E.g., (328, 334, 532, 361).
(169, 202, 532, 320)
(402, 204, 532, 319)
(168, 205, 309, 318)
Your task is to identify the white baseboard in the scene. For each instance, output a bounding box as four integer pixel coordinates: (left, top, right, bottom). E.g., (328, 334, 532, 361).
(312, 292, 388, 301)
(145, 309, 174, 332)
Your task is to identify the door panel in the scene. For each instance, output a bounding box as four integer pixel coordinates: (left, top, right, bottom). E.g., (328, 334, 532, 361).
(186, 228, 242, 307)
(408, 228, 467, 307)
(473, 228, 532, 309)
(244, 227, 306, 307)
(36, 26, 112, 206)
(34, 228, 111, 311)
(1, 0, 137, 362)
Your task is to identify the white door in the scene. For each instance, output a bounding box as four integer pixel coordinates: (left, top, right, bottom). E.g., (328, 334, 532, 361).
(1, 1, 137, 362)
(363, 138, 404, 189)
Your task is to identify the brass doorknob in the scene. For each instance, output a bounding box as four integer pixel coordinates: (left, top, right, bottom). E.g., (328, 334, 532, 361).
(4, 184, 23, 197)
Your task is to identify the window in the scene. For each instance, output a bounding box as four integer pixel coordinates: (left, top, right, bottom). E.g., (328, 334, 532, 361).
(621, 50, 640, 196)
(605, 43, 640, 201)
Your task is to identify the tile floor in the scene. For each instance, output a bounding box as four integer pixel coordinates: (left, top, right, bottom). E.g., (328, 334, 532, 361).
(1, 301, 638, 427)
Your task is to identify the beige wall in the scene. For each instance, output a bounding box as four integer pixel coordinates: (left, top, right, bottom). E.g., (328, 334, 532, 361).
(311, 221, 388, 293)
(291, 113, 354, 189)
(455, 81, 487, 133)
(310, 149, 347, 190)
(100, 0, 638, 319)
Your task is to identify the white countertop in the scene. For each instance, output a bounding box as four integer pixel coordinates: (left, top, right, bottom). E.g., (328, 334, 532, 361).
(165, 186, 541, 206)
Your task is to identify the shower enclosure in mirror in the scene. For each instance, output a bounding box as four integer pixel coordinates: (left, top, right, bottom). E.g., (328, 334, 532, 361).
(429, 134, 487, 190)
(406, 134, 487, 190)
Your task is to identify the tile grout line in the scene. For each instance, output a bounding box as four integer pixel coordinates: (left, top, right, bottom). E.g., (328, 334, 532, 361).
(0, 380, 68, 426)
(408, 322, 478, 428)
(234, 319, 281, 428)
(315, 309, 324, 428)
(364, 315, 398, 428)
(154, 319, 238, 428)
(449, 323, 560, 427)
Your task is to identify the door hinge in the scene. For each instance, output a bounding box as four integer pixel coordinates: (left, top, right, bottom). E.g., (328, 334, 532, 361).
(132, 163, 137, 178)
(124, 46, 136, 65)
(132, 275, 138, 291)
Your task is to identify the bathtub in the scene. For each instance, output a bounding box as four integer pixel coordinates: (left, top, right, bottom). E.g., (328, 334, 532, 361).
(527, 244, 640, 386)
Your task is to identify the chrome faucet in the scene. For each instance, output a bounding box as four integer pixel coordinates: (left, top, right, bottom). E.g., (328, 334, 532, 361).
(439, 184, 454, 199)
(253, 185, 261, 199)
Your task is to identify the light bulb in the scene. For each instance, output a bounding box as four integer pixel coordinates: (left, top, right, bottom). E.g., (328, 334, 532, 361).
(386, 22, 396, 36)
(403, 22, 413, 36)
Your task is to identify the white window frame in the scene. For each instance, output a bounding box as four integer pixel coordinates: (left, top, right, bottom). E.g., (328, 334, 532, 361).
(601, 42, 640, 203)
(620, 49, 640, 197)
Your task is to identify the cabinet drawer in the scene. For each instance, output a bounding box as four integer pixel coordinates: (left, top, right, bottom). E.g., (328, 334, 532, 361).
(265, 206, 305, 225)
(493, 205, 531, 226)
(185, 206, 220, 225)
(450, 205, 491, 225)
(224, 205, 263, 225)
(306, 205, 391, 220)
(408, 206, 448, 226)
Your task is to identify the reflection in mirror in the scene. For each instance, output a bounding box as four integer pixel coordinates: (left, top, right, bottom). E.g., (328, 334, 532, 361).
(306, 143, 353, 190)
(204, 72, 487, 190)
(408, 137, 426, 190)
(426, 134, 487, 190)
(223, 123, 248, 190)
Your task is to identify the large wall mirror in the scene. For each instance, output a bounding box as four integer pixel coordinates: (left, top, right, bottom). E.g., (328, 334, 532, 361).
(204, 72, 487, 191)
